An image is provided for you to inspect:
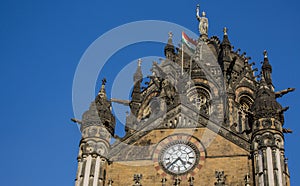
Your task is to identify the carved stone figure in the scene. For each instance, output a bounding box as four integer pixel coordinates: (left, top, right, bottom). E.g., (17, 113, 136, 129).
(196, 5, 209, 36)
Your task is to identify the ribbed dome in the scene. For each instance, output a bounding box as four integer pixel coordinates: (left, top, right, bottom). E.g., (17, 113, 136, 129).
(81, 102, 102, 131)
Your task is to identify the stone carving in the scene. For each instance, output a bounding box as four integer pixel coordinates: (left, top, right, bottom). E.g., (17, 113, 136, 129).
(196, 4, 208, 36)
(95, 142, 108, 156)
(262, 119, 272, 128)
(81, 140, 109, 157)
(215, 171, 226, 186)
(133, 174, 142, 186)
(74, 5, 293, 186)
(99, 127, 111, 141)
(88, 126, 98, 136)
(274, 134, 284, 147)
(253, 132, 285, 149)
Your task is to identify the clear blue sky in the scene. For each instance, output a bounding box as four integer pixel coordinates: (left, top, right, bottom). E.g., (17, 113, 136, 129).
(0, 0, 299, 185)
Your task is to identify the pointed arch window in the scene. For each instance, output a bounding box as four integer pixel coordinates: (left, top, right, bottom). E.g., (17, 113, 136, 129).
(238, 95, 253, 133)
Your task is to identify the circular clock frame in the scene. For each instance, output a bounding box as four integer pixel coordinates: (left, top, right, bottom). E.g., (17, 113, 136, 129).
(158, 141, 200, 176)
(153, 134, 206, 178)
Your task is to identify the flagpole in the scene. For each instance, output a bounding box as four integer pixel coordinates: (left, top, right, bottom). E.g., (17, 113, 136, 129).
(190, 56, 192, 78)
(181, 31, 184, 75)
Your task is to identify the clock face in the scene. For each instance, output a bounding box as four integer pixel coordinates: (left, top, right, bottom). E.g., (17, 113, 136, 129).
(159, 142, 199, 175)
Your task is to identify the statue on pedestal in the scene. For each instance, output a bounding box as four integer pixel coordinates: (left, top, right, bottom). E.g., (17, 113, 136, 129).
(196, 4, 209, 36)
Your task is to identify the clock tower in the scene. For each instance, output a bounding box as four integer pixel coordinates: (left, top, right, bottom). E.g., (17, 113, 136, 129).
(73, 5, 294, 186)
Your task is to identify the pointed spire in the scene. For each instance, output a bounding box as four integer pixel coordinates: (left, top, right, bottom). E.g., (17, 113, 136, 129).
(251, 68, 282, 122)
(168, 31, 173, 43)
(262, 50, 271, 69)
(261, 50, 273, 86)
(221, 27, 231, 47)
(220, 27, 232, 64)
(95, 78, 116, 135)
(260, 71, 267, 85)
(134, 59, 143, 82)
(164, 32, 175, 60)
(130, 59, 143, 117)
(98, 78, 107, 98)
(256, 73, 271, 94)
(78, 78, 116, 135)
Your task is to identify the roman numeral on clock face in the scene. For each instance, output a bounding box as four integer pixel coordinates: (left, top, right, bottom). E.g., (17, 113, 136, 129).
(161, 143, 198, 174)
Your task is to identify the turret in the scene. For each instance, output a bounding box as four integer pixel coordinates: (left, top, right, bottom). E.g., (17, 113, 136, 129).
(164, 32, 175, 61)
(75, 79, 115, 186)
(251, 52, 290, 186)
(219, 27, 233, 77)
(95, 78, 116, 135)
(126, 59, 143, 135)
(220, 27, 232, 62)
(130, 59, 143, 117)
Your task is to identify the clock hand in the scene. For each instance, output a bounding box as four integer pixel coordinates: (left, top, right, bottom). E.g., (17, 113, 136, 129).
(178, 157, 186, 165)
(166, 157, 180, 169)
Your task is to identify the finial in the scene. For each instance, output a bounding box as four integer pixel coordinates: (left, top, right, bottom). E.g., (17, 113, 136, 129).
(102, 78, 107, 86)
(168, 31, 173, 39)
(263, 50, 268, 58)
(223, 27, 228, 35)
(138, 58, 142, 67)
(98, 78, 107, 96)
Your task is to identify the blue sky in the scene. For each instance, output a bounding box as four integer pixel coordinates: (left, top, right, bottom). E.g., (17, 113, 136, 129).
(0, 0, 299, 185)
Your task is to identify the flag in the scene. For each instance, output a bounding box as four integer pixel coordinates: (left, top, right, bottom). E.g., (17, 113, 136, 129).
(182, 32, 197, 52)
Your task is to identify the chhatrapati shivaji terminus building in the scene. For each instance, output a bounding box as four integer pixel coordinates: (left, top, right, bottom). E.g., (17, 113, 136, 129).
(72, 4, 294, 186)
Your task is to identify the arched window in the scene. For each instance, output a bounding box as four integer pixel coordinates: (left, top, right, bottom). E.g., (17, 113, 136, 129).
(189, 88, 210, 116)
(237, 95, 253, 133)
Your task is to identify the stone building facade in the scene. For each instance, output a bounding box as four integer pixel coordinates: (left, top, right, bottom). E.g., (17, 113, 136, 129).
(73, 5, 294, 186)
